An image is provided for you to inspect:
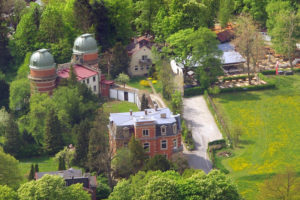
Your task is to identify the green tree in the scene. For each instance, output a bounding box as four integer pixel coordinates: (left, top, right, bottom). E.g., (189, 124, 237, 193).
(0, 147, 23, 188)
(88, 109, 113, 187)
(9, 78, 30, 112)
(35, 164, 39, 172)
(44, 109, 63, 155)
(68, 64, 78, 86)
(73, 0, 93, 32)
(28, 164, 35, 180)
(144, 154, 171, 172)
(0, 185, 18, 200)
(16, 52, 31, 79)
(0, 107, 9, 136)
(270, 11, 300, 70)
(58, 156, 66, 170)
(157, 60, 174, 100)
(74, 119, 90, 167)
(112, 148, 134, 178)
(18, 174, 90, 200)
(4, 114, 21, 157)
(128, 135, 147, 173)
(141, 94, 149, 111)
(171, 91, 182, 115)
(115, 73, 130, 88)
(218, 0, 233, 28)
(55, 147, 75, 169)
(110, 42, 130, 79)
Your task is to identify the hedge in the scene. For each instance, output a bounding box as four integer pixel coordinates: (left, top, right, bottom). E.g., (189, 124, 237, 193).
(184, 86, 205, 97)
(222, 74, 254, 81)
(208, 139, 226, 146)
(261, 68, 300, 75)
(220, 83, 275, 93)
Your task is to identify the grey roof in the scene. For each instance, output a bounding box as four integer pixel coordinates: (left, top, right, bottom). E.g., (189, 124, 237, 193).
(36, 168, 82, 180)
(109, 108, 178, 126)
(29, 49, 56, 70)
(73, 33, 98, 54)
(218, 43, 246, 65)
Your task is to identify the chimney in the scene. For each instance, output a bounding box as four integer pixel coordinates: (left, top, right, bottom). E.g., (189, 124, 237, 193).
(145, 109, 147, 115)
(130, 109, 132, 116)
(154, 104, 158, 111)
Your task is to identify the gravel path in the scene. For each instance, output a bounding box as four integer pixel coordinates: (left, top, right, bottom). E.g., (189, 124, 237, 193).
(183, 95, 223, 173)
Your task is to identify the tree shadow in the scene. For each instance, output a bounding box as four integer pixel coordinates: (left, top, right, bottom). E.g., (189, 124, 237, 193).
(216, 92, 261, 103)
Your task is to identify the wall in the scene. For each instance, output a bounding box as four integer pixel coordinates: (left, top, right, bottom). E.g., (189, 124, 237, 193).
(80, 74, 99, 95)
(128, 46, 152, 76)
(109, 88, 141, 109)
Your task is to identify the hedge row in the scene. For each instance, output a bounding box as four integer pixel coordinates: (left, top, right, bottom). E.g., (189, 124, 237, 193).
(220, 82, 275, 93)
(208, 139, 226, 146)
(261, 68, 300, 75)
(184, 86, 205, 97)
(222, 74, 254, 81)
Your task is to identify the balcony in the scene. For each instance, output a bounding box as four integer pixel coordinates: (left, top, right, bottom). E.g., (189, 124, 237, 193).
(139, 58, 152, 65)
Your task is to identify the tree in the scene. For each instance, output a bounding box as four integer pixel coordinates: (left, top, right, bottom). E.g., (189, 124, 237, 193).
(171, 91, 182, 115)
(218, 0, 233, 28)
(259, 167, 300, 200)
(18, 174, 90, 200)
(58, 156, 66, 170)
(112, 148, 134, 178)
(74, 119, 90, 167)
(4, 114, 21, 157)
(110, 42, 130, 78)
(35, 164, 39, 172)
(73, 0, 93, 32)
(128, 135, 147, 173)
(158, 60, 174, 100)
(44, 109, 63, 155)
(233, 13, 261, 84)
(144, 155, 171, 172)
(0, 76, 9, 109)
(270, 11, 300, 70)
(55, 146, 75, 169)
(68, 64, 78, 86)
(170, 153, 189, 174)
(88, 109, 113, 187)
(0, 107, 9, 136)
(0, 147, 23, 188)
(0, 185, 18, 200)
(115, 73, 130, 88)
(28, 164, 35, 180)
(141, 94, 149, 111)
(9, 78, 30, 112)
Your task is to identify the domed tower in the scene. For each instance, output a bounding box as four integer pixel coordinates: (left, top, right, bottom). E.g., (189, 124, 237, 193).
(72, 33, 99, 69)
(28, 49, 57, 95)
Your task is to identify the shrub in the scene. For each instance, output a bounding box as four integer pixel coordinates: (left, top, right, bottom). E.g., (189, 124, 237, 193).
(184, 86, 205, 97)
(148, 77, 152, 80)
(152, 80, 157, 84)
(208, 139, 226, 146)
(261, 70, 276, 75)
(139, 80, 150, 87)
(208, 86, 221, 95)
(219, 83, 275, 93)
(222, 74, 254, 81)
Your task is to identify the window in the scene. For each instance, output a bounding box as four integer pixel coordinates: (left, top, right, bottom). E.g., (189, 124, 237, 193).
(142, 129, 149, 137)
(173, 139, 177, 149)
(93, 76, 96, 82)
(87, 78, 89, 84)
(83, 80, 85, 84)
(161, 140, 167, 150)
(146, 65, 150, 70)
(142, 55, 148, 60)
(93, 85, 96, 92)
(123, 127, 129, 137)
(144, 142, 150, 152)
(161, 125, 166, 135)
(140, 66, 144, 70)
(135, 66, 138, 71)
(173, 124, 177, 134)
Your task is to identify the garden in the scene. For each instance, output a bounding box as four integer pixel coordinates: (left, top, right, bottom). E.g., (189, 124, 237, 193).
(212, 74, 300, 199)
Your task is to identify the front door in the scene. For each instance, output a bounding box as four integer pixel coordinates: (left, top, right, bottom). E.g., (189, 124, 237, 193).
(124, 92, 128, 101)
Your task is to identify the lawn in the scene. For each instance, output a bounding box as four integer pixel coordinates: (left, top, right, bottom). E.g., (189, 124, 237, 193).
(18, 156, 58, 180)
(212, 74, 300, 199)
(103, 101, 139, 114)
(126, 76, 152, 92)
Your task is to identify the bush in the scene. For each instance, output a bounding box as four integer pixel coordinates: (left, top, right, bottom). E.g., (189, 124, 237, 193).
(294, 68, 300, 73)
(152, 80, 157, 84)
(208, 139, 226, 146)
(139, 80, 150, 87)
(208, 86, 220, 95)
(184, 86, 205, 97)
(261, 70, 276, 75)
(181, 120, 195, 151)
(222, 74, 254, 81)
(219, 83, 275, 93)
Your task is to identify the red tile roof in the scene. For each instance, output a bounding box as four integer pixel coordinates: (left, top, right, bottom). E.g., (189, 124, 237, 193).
(57, 65, 98, 81)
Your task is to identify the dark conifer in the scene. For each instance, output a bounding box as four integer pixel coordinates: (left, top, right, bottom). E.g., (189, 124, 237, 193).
(74, 119, 90, 167)
(58, 156, 66, 170)
(4, 114, 21, 157)
(28, 164, 35, 180)
(35, 164, 39, 172)
(73, 0, 93, 32)
(141, 94, 149, 111)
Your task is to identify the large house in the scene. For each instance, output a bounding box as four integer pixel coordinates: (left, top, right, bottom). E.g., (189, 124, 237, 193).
(28, 33, 101, 95)
(108, 107, 182, 159)
(127, 35, 153, 77)
(35, 168, 97, 200)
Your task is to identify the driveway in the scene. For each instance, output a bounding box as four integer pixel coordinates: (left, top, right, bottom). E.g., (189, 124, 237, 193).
(183, 95, 223, 173)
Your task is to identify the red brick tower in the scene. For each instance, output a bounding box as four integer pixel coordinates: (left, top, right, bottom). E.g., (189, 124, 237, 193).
(28, 49, 57, 95)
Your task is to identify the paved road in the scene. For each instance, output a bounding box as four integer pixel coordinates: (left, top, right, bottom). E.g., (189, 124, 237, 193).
(183, 95, 223, 173)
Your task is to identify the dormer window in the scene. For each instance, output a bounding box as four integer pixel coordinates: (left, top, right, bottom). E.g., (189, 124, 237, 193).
(161, 125, 167, 135)
(173, 124, 177, 134)
(123, 127, 129, 137)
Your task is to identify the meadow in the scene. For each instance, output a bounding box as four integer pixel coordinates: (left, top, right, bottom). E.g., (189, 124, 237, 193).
(103, 101, 139, 114)
(213, 75, 300, 199)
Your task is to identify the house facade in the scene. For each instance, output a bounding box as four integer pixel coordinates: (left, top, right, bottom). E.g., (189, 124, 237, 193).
(127, 36, 153, 77)
(108, 107, 182, 159)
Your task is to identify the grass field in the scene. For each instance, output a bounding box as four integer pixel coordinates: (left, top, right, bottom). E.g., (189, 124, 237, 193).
(213, 75, 300, 199)
(103, 101, 139, 114)
(126, 76, 152, 92)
